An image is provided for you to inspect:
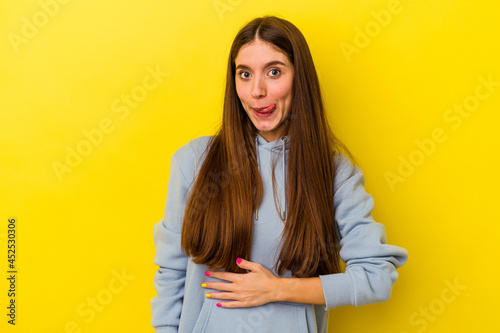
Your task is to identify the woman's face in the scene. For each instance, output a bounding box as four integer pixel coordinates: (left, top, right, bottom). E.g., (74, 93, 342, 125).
(235, 38, 294, 142)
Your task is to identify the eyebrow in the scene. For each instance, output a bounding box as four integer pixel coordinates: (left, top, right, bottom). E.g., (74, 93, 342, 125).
(235, 60, 287, 71)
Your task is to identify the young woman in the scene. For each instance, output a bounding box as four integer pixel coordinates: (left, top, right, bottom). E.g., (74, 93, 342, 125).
(151, 15, 408, 333)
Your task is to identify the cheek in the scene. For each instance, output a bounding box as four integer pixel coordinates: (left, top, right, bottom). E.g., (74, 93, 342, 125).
(235, 83, 248, 103)
(272, 83, 293, 100)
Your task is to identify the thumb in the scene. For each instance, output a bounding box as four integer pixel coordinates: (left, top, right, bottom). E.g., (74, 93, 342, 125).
(236, 257, 257, 272)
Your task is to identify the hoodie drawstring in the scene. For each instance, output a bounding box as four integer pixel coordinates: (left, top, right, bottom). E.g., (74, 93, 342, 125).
(254, 135, 287, 222)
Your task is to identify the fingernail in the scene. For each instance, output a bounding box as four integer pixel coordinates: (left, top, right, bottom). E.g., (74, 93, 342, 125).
(216, 303, 222, 307)
(205, 271, 210, 276)
(236, 257, 242, 264)
(201, 283, 207, 288)
(205, 293, 211, 298)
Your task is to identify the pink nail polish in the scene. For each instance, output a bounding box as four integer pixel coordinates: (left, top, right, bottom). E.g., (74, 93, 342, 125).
(236, 257, 242, 264)
(205, 271, 210, 276)
(216, 303, 222, 307)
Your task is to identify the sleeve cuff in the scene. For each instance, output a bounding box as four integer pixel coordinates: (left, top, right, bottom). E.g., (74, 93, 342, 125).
(154, 326, 178, 333)
(319, 271, 355, 310)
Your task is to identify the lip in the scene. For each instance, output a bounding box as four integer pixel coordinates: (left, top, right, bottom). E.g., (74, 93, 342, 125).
(252, 104, 276, 118)
(252, 104, 276, 112)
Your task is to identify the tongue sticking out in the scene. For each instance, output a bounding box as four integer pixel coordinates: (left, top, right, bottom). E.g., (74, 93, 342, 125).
(260, 104, 276, 113)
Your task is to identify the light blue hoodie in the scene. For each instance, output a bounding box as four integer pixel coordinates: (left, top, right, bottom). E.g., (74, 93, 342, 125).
(151, 134, 408, 333)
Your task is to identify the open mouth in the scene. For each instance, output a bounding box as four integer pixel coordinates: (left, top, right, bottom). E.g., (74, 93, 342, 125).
(253, 104, 276, 113)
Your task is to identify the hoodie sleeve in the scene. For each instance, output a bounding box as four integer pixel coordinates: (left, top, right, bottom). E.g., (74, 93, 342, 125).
(151, 153, 191, 333)
(318, 153, 408, 310)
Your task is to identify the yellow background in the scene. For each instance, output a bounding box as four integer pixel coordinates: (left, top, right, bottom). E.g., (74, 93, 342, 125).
(1, 0, 499, 332)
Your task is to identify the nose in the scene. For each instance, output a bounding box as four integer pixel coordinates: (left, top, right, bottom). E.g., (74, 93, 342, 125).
(251, 75, 266, 99)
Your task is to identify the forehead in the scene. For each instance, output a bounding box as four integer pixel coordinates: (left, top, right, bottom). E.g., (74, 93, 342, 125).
(235, 40, 289, 65)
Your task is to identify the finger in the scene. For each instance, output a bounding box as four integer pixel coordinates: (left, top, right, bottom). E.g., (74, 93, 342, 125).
(216, 300, 248, 308)
(206, 270, 240, 282)
(202, 281, 235, 292)
(205, 291, 236, 301)
(235, 257, 262, 272)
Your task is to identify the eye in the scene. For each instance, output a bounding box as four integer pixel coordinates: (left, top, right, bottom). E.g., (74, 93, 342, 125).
(237, 68, 281, 79)
(238, 71, 251, 79)
(269, 68, 281, 76)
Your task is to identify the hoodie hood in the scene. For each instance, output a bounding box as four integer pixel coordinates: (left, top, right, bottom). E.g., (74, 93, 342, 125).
(254, 133, 289, 222)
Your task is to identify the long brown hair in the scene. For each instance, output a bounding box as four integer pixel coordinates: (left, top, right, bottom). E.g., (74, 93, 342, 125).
(181, 15, 356, 277)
